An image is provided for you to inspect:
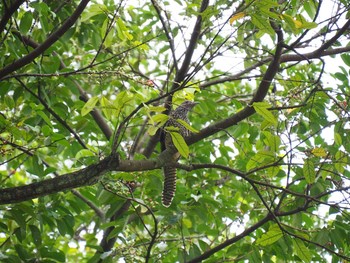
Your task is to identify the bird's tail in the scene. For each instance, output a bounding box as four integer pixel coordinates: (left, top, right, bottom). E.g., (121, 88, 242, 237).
(162, 166, 177, 207)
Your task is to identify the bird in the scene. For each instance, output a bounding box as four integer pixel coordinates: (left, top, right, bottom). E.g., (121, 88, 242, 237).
(160, 100, 197, 207)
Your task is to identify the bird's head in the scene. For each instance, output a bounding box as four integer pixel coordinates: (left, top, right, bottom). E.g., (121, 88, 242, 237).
(176, 101, 198, 112)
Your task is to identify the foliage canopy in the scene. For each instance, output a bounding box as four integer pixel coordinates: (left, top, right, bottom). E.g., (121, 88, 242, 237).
(1, 0, 350, 262)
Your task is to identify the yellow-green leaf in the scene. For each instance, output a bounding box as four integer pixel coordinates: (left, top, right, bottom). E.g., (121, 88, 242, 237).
(311, 147, 327, 157)
(147, 114, 169, 135)
(100, 96, 116, 120)
(251, 14, 275, 36)
(116, 18, 133, 41)
(252, 102, 277, 126)
(256, 224, 283, 246)
(335, 151, 347, 174)
(169, 131, 189, 158)
(334, 132, 342, 146)
(176, 119, 198, 133)
(114, 90, 133, 116)
(81, 96, 99, 116)
(101, 18, 114, 48)
(147, 125, 158, 136)
(149, 105, 166, 112)
(303, 158, 315, 184)
(182, 218, 192, 228)
(151, 114, 168, 124)
(37, 111, 52, 127)
(229, 12, 245, 25)
(292, 238, 312, 262)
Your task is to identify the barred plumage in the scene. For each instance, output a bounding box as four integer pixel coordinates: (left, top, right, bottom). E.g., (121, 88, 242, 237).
(162, 165, 177, 207)
(161, 101, 197, 207)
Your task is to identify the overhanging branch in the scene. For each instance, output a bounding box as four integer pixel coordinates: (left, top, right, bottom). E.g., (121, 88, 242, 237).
(0, 0, 90, 80)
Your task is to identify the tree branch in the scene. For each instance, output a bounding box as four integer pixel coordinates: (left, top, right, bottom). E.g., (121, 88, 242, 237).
(187, 24, 284, 145)
(0, 152, 119, 205)
(174, 0, 209, 84)
(11, 30, 113, 140)
(0, 0, 25, 33)
(0, 147, 178, 205)
(151, 0, 178, 71)
(0, 0, 90, 80)
(186, 214, 273, 263)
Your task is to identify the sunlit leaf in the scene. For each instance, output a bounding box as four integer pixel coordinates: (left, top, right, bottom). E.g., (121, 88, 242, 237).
(303, 158, 315, 184)
(253, 102, 278, 125)
(229, 12, 245, 25)
(81, 4, 108, 22)
(100, 96, 116, 121)
(292, 238, 312, 262)
(256, 224, 283, 246)
(311, 147, 327, 157)
(176, 119, 198, 133)
(116, 18, 133, 41)
(81, 96, 99, 116)
(169, 131, 189, 158)
(251, 13, 275, 36)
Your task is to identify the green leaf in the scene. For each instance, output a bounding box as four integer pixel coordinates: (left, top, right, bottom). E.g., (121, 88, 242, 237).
(147, 125, 159, 136)
(341, 54, 350, 67)
(292, 238, 312, 262)
(81, 4, 108, 22)
(256, 224, 283, 246)
(304, 0, 317, 19)
(37, 111, 52, 127)
(14, 244, 30, 260)
(81, 96, 99, 116)
(252, 102, 277, 126)
(114, 90, 133, 115)
(169, 131, 189, 158)
(334, 151, 347, 174)
(147, 113, 168, 135)
(75, 149, 96, 160)
(246, 150, 275, 171)
(29, 224, 42, 246)
(20, 12, 33, 34)
(40, 247, 66, 262)
(303, 158, 315, 184)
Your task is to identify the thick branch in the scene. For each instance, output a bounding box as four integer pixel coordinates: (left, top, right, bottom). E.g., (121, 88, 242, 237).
(174, 0, 209, 83)
(0, 148, 177, 205)
(200, 17, 350, 90)
(281, 46, 350, 62)
(0, 0, 25, 33)
(0, 153, 119, 205)
(187, 25, 284, 145)
(0, 0, 90, 80)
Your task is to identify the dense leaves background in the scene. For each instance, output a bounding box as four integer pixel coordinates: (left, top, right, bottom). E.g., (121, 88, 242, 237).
(1, 0, 350, 262)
